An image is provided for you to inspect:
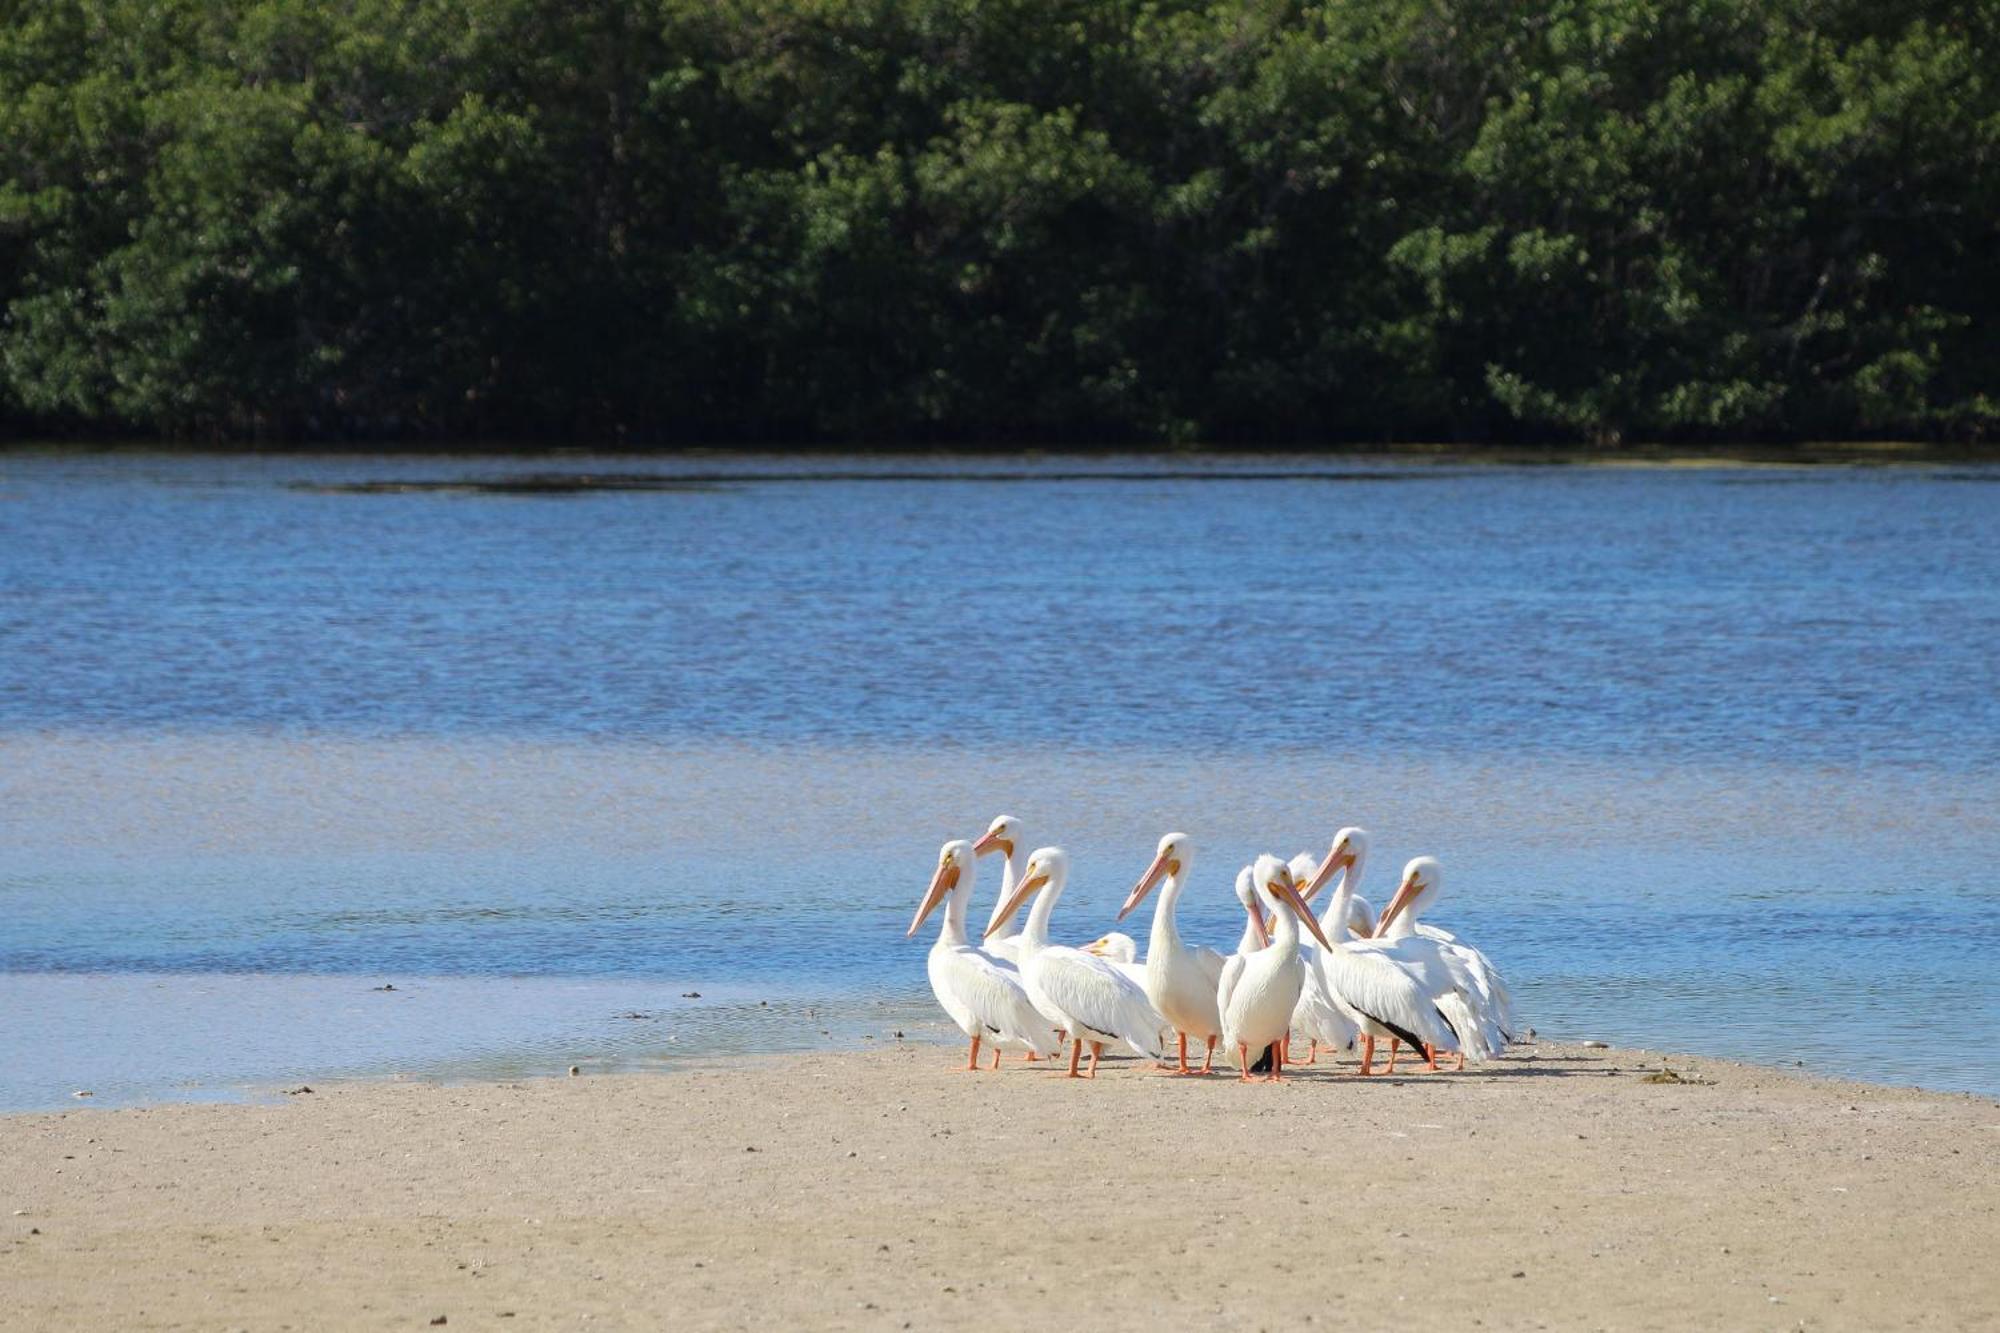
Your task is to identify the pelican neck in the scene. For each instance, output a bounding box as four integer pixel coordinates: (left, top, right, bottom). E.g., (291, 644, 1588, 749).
(984, 842, 1022, 940)
(936, 859, 976, 948)
(1148, 864, 1188, 955)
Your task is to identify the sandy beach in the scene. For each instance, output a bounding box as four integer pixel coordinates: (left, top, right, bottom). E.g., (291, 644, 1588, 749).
(3, 1041, 1996, 1331)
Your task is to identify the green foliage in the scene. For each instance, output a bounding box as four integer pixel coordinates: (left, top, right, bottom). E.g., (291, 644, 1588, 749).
(0, 0, 1994, 442)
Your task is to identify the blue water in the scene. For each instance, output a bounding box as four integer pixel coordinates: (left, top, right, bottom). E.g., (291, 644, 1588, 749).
(2, 451, 1997, 1107)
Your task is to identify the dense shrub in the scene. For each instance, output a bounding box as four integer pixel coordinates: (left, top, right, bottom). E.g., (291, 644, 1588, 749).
(1, 0, 1993, 443)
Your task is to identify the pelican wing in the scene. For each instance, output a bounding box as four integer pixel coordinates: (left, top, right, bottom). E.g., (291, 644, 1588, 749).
(985, 933, 1027, 966)
(1193, 944, 1226, 992)
(1215, 952, 1249, 1022)
(1418, 923, 1519, 1038)
(1317, 943, 1456, 1054)
(1368, 935, 1504, 1059)
(1034, 947, 1167, 1058)
(1107, 958, 1151, 991)
(1292, 952, 1359, 1049)
(939, 946, 1061, 1055)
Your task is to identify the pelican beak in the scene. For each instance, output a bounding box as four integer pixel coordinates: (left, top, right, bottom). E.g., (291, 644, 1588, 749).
(983, 872, 1048, 941)
(907, 861, 960, 937)
(1246, 902, 1271, 949)
(971, 829, 1009, 857)
(1118, 850, 1173, 921)
(1300, 847, 1352, 903)
(1374, 874, 1421, 938)
(1271, 874, 1333, 949)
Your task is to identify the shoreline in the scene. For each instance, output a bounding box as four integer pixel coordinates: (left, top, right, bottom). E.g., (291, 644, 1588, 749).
(10, 1007, 1998, 1114)
(7, 438, 2000, 466)
(7, 1040, 1996, 1329)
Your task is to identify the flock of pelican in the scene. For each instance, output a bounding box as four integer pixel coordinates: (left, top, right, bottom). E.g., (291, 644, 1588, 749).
(906, 816, 1519, 1081)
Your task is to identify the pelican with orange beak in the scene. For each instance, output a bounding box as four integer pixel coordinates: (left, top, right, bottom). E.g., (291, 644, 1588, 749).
(1365, 857, 1509, 1068)
(1119, 832, 1226, 1074)
(1214, 864, 1271, 1040)
(1298, 838, 1459, 1074)
(1294, 839, 1376, 940)
(1374, 853, 1518, 1042)
(971, 815, 1029, 964)
(1288, 831, 1372, 1064)
(983, 847, 1167, 1078)
(1219, 856, 1332, 1081)
(907, 839, 1062, 1070)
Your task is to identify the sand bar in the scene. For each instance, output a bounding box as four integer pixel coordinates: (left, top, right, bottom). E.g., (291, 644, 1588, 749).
(3, 1041, 1996, 1330)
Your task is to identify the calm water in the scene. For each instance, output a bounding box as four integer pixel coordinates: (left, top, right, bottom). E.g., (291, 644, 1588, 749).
(2, 451, 1997, 1108)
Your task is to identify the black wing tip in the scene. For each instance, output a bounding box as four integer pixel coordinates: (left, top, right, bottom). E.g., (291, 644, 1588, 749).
(1367, 1011, 1432, 1055)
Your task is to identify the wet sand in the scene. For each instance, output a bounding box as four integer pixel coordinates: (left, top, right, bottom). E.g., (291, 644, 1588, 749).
(3, 1041, 1996, 1330)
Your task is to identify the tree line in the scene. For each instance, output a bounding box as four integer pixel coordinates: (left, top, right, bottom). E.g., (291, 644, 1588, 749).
(1, 0, 1994, 445)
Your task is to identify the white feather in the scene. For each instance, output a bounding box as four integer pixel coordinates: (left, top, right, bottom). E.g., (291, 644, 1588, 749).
(928, 943, 1060, 1056)
(1023, 947, 1166, 1059)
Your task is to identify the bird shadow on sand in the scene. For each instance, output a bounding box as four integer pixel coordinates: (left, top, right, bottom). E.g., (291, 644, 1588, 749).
(1140, 1050, 1622, 1085)
(973, 1049, 1624, 1085)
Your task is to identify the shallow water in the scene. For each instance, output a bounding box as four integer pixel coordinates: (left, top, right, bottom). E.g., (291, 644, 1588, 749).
(2, 451, 1997, 1107)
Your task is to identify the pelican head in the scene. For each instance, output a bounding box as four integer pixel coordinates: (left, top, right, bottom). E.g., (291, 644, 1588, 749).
(907, 838, 975, 937)
(1234, 864, 1270, 949)
(1081, 934, 1136, 962)
(1375, 855, 1442, 937)
(971, 814, 1021, 859)
(1301, 826, 1368, 902)
(1287, 851, 1318, 892)
(982, 845, 1066, 940)
(1118, 830, 1191, 921)
(1254, 854, 1333, 948)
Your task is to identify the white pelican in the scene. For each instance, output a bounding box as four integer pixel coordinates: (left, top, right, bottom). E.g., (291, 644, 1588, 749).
(1369, 856, 1511, 1067)
(1286, 836, 1377, 1065)
(1219, 856, 1332, 1081)
(984, 847, 1167, 1078)
(1375, 856, 1519, 1041)
(1117, 832, 1227, 1074)
(972, 815, 1028, 964)
(1293, 847, 1375, 939)
(1299, 836, 1460, 1075)
(972, 815, 1138, 965)
(907, 839, 1062, 1069)
(1214, 865, 1271, 1038)
(1080, 933, 1139, 964)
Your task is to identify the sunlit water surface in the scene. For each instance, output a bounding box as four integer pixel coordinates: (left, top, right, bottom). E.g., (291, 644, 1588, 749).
(2, 452, 1996, 1107)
